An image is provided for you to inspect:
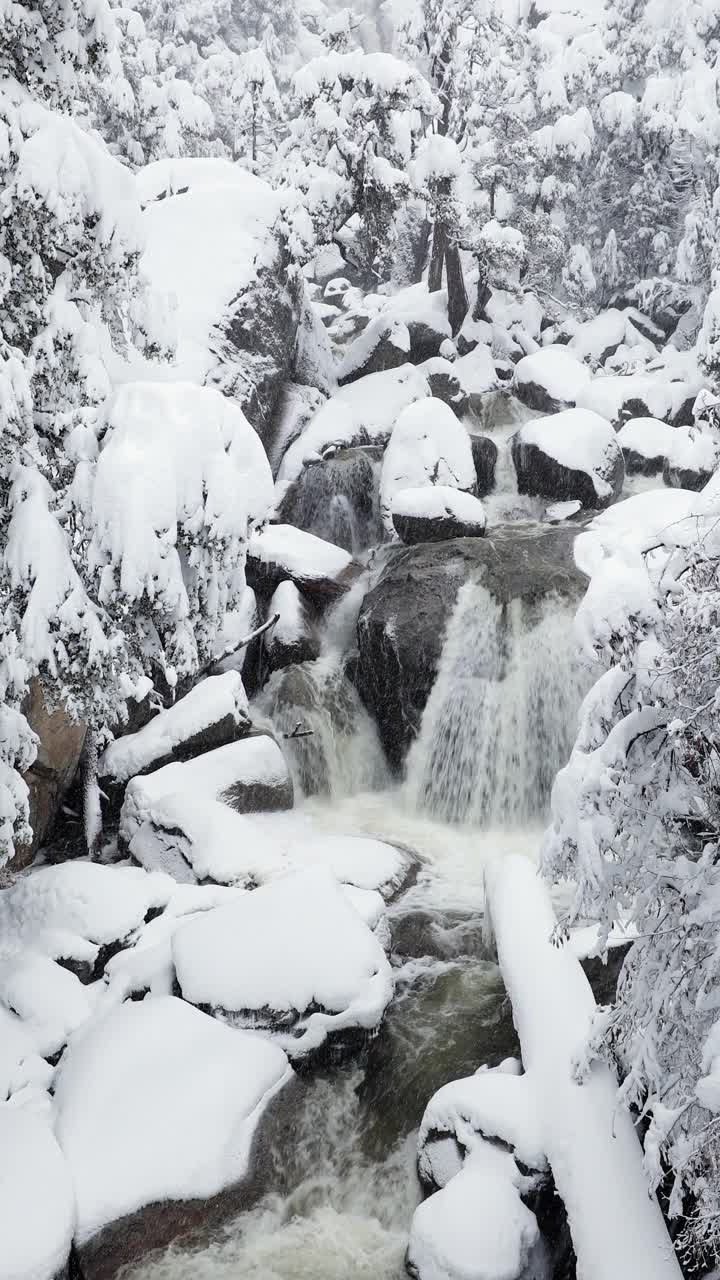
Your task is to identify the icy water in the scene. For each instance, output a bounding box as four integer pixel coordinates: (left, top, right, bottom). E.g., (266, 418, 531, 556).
(125, 453, 585, 1280)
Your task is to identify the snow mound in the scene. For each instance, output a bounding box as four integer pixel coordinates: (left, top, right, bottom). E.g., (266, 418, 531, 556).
(380, 398, 476, 533)
(407, 1143, 540, 1280)
(173, 869, 393, 1055)
(137, 157, 257, 205)
(274, 364, 432, 506)
(247, 524, 352, 587)
(512, 408, 624, 508)
(99, 672, 250, 783)
(121, 737, 294, 884)
(0, 1102, 75, 1280)
(418, 1069, 546, 1181)
(568, 309, 629, 364)
(665, 426, 720, 489)
(54, 996, 291, 1244)
(577, 369, 701, 428)
(0, 953, 95, 1059)
(514, 346, 591, 413)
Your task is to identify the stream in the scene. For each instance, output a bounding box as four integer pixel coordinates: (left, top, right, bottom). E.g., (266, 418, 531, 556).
(123, 392, 599, 1280)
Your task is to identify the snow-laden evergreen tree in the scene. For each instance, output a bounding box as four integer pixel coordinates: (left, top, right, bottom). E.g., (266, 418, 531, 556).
(542, 480, 720, 1266)
(281, 46, 437, 280)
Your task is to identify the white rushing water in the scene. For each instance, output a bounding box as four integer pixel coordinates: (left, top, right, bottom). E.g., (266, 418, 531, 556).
(405, 580, 589, 827)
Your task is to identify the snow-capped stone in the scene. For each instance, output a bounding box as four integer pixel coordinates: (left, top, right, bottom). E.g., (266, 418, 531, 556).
(407, 1142, 542, 1280)
(173, 869, 393, 1056)
(453, 347, 499, 413)
(392, 486, 487, 544)
(568, 309, 629, 365)
(0, 1102, 75, 1280)
(99, 672, 250, 785)
(663, 427, 720, 492)
(274, 364, 433, 507)
(121, 736, 294, 884)
(421, 357, 469, 416)
(0, 953, 95, 1058)
(617, 417, 678, 476)
(54, 996, 291, 1245)
(380, 398, 477, 533)
(511, 408, 624, 509)
(337, 314, 412, 384)
(246, 524, 354, 605)
(577, 369, 702, 429)
(264, 581, 320, 672)
(513, 346, 591, 414)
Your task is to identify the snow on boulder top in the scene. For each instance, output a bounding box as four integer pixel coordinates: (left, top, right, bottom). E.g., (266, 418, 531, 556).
(140, 163, 281, 385)
(391, 486, 486, 524)
(54, 996, 291, 1244)
(247, 524, 353, 598)
(0, 862, 173, 965)
(577, 369, 702, 427)
(172, 868, 393, 1055)
(93, 381, 273, 616)
(274, 364, 432, 506)
(0, 1103, 75, 1280)
(514, 346, 591, 413)
(513, 408, 624, 505)
(568, 309, 629, 364)
(99, 672, 250, 784)
(617, 417, 676, 461)
(380, 397, 477, 532)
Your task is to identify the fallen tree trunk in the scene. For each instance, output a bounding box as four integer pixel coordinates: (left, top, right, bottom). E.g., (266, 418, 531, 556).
(484, 854, 682, 1280)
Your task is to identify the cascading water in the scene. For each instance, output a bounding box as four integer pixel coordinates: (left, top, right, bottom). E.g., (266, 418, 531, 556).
(278, 448, 384, 555)
(405, 579, 588, 826)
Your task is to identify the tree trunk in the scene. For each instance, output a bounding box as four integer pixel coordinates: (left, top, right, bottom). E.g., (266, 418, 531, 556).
(428, 219, 447, 293)
(473, 255, 491, 322)
(445, 241, 469, 335)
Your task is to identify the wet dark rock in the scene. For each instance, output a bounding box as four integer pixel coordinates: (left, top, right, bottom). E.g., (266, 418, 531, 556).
(663, 457, 716, 492)
(581, 944, 631, 1007)
(622, 448, 666, 477)
(425, 364, 469, 416)
(355, 527, 585, 767)
(470, 435, 499, 496)
(337, 319, 410, 385)
(392, 506, 486, 545)
(407, 319, 449, 363)
(18, 679, 87, 868)
(276, 447, 383, 554)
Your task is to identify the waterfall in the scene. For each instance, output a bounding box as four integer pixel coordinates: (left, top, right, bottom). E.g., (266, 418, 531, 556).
(405, 579, 588, 826)
(279, 449, 383, 555)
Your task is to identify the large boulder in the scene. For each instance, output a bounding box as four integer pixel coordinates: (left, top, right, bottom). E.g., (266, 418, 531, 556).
(19, 679, 87, 867)
(276, 446, 383, 554)
(380, 398, 477, 534)
(55, 996, 291, 1280)
(392, 486, 487, 544)
(120, 735, 294, 884)
(173, 869, 393, 1059)
(511, 408, 624, 510)
(617, 417, 677, 476)
(514, 347, 591, 414)
(337, 316, 412, 384)
(139, 158, 300, 442)
(355, 527, 584, 768)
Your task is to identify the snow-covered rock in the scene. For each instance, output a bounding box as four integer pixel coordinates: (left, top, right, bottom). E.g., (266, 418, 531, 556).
(338, 285, 453, 384)
(54, 996, 291, 1245)
(337, 314, 412, 384)
(407, 1142, 542, 1280)
(568, 308, 629, 365)
(121, 736, 294, 884)
(274, 364, 433, 507)
(0, 953, 95, 1059)
(139, 158, 298, 434)
(380, 398, 477, 533)
(264, 580, 320, 672)
(511, 408, 624, 510)
(0, 861, 173, 970)
(246, 524, 354, 605)
(663, 427, 720, 491)
(617, 417, 677, 476)
(173, 869, 393, 1056)
(99, 672, 250, 785)
(0, 1102, 75, 1280)
(513, 346, 591, 414)
(453, 348, 499, 414)
(577, 368, 702, 429)
(392, 486, 487, 544)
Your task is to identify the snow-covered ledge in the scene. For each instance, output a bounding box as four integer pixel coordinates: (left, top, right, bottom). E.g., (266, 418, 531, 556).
(484, 855, 682, 1280)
